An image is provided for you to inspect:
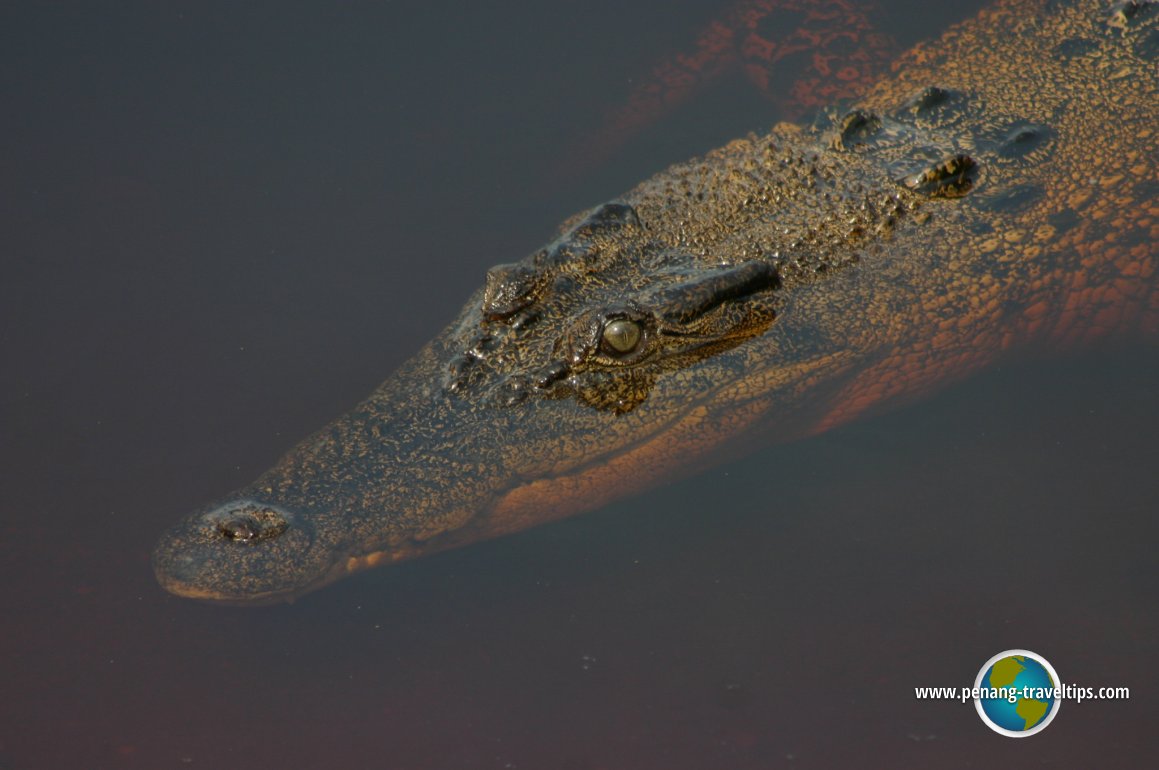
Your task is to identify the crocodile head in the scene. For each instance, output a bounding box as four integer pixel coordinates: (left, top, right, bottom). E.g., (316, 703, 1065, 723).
(152, 108, 956, 604)
(455, 202, 782, 415)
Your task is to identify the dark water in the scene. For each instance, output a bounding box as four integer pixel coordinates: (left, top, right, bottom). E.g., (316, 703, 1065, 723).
(3, 1, 1157, 767)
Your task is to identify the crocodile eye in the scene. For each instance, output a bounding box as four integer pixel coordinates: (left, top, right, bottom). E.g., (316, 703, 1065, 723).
(601, 319, 641, 355)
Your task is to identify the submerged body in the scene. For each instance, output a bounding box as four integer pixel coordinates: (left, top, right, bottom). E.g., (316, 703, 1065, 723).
(154, 0, 1158, 603)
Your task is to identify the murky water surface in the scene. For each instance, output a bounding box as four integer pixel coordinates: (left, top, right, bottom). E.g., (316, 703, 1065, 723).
(3, 1, 1157, 767)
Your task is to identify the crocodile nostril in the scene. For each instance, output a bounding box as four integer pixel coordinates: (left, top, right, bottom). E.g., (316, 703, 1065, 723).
(206, 503, 290, 544)
(218, 517, 259, 542)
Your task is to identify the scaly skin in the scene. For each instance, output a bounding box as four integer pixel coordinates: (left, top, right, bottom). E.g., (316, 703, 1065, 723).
(154, 0, 1158, 604)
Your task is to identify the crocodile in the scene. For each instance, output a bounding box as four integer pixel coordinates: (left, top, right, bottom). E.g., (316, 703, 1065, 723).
(153, 0, 1159, 604)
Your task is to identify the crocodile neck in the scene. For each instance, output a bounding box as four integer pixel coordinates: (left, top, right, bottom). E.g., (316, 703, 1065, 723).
(608, 1, 1157, 436)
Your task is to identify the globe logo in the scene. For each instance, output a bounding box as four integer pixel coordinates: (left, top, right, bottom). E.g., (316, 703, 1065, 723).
(974, 649, 1061, 736)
